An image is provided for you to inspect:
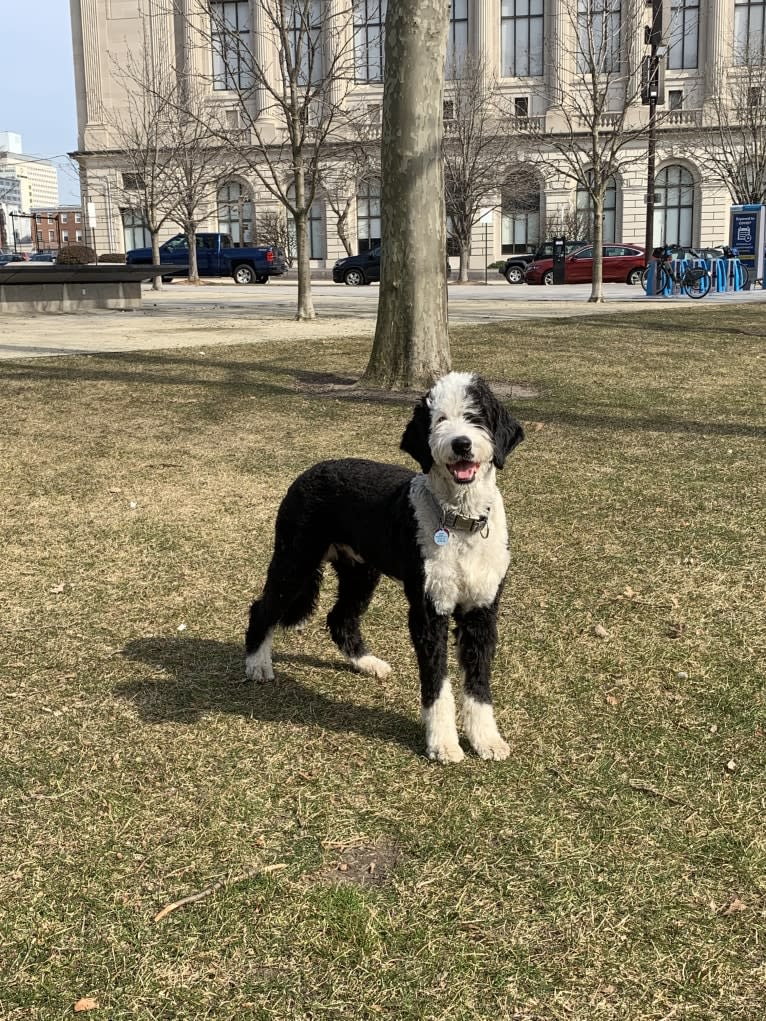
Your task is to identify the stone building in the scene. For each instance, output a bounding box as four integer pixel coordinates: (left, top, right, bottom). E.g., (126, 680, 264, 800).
(68, 1, 754, 265)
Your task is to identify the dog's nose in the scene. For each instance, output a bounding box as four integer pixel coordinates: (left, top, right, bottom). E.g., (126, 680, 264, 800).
(451, 435, 472, 457)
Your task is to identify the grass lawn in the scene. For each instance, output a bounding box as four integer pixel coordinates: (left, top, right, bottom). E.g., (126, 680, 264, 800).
(1, 306, 765, 1020)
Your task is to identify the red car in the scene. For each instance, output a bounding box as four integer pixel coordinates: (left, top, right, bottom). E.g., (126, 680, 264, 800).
(524, 243, 646, 285)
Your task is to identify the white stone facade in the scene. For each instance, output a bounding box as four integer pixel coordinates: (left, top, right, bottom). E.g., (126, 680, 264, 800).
(69, 0, 752, 262)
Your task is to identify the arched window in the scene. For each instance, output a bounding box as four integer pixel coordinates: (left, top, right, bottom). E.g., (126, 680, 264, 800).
(654, 165, 695, 247)
(357, 178, 381, 251)
(286, 184, 326, 260)
(576, 174, 618, 242)
(217, 180, 253, 246)
(501, 177, 541, 253)
(122, 209, 150, 251)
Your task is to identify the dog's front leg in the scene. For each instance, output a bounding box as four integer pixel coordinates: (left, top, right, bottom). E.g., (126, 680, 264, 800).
(407, 592, 463, 764)
(454, 602, 510, 761)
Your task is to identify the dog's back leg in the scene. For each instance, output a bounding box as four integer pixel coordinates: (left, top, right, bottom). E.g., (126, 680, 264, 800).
(245, 546, 325, 681)
(326, 559, 390, 679)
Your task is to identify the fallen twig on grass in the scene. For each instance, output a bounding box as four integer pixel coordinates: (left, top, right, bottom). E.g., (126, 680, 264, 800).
(153, 863, 287, 922)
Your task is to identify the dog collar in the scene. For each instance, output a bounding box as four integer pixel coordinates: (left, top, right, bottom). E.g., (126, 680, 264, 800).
(426, 488, 490, 543)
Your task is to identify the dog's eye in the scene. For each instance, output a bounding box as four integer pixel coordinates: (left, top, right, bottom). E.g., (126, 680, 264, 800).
(436, 415, 447, 424)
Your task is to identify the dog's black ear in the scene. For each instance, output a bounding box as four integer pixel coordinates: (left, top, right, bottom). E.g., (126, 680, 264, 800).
(492, 409, 524, 470)
(400, 397, 434, 472)
(471, 376, 524, 470)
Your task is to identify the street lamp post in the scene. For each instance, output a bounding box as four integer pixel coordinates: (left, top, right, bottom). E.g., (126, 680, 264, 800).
(642, 0, 666, 277)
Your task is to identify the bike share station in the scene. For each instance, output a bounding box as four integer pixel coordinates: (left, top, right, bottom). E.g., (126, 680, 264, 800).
(644, 204, 766, 298)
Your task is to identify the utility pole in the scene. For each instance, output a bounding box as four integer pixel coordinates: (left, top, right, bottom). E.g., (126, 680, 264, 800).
(642, 0, 666, 267)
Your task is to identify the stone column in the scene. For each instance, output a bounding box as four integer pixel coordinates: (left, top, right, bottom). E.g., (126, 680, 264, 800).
(146, 0, 174, 72)
(181, 0, 207, 81)
(252, 0, 277, 119)
(79, 0, 104, 125)
(706, 0, 733, 100)
(547, 0, 570, 110)
(474, 0, 497, 90)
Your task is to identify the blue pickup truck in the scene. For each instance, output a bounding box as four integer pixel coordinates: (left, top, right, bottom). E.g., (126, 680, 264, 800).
(125, 232, 288, 284)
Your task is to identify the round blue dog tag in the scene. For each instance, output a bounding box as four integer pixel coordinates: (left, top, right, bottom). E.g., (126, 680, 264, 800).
(434, 527, 450, 546)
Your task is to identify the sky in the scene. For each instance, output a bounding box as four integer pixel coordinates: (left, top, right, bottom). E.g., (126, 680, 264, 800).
(0, 1, 81, 203)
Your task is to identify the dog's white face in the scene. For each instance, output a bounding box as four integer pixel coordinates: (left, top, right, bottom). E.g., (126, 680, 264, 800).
(426, 372, 494, 485)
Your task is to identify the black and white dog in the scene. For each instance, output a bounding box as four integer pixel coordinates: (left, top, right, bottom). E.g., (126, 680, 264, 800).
(245, 371, 524, 763)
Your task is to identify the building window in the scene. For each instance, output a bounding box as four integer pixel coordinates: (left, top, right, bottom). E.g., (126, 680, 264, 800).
(217, 180, 253, 245)
(356, 178, 381, 250)
(577, 0, 621, 74)
(75, 213, 81, 223)
(211, 0, 252, 90)
(654, 165, 695, 247)
(501, 0, 544, 77)
(577, 174, 617, 242)
(49, 229, 56, 241)
(668, 0, 699, 69)
(122, 173, 145, 191)
(514, 96, 529, 118)
(122, 209, 151, 251)
(501, 187, 540, 253)
(76, 231, 83, 242)
(354, 0, 386, 83)
(446, 0, 469, 77)
(61, 213, 68, 224)
(735, 0, 766, 60)
(287, 0, 322, 84)
(669, 89, 684, 110)
(62, 232, 69, 242)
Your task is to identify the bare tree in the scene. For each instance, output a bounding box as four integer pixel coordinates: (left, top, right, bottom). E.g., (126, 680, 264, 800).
(108, 54, 182, 290)
(321, 144, 381, 258)
(362, 0, 451, 388)
(513, 0, 658, 302)
(160, 77, 244, 283)
(688, 48, 766, 205)
(179, 0, 363, 319)
(443, 55, 534, 283)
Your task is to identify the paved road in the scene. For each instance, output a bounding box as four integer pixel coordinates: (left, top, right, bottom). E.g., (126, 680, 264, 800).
(2, 277, 765, 359)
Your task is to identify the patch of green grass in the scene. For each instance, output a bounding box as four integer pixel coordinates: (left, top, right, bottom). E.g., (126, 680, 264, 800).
(1, 307, 765, 1019)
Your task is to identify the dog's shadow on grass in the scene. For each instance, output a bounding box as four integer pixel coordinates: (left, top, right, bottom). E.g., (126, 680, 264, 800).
(117, 637, 422, 754)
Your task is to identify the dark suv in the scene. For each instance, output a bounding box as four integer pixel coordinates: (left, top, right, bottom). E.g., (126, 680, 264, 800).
(332, 247, 451, 285)
(500, 240, 588, 284)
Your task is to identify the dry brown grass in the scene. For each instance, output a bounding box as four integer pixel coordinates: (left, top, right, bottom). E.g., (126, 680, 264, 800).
(1, 306, 765, 1019)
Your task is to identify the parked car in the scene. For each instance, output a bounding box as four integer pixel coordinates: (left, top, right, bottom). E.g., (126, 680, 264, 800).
(0, 252, 29, 266)
(126, 232, 288, 284)
(29, 252, 57, 263)
(524, 243, 646, 286)
(333, 247, 451, 285)
(500, 240, 588, 284)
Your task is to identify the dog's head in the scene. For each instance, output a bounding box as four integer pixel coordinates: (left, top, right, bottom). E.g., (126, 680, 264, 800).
(400, 371, 524, 482)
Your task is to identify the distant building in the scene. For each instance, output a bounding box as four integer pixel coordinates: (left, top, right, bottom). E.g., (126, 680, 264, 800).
(0, 171, 23, 250)
(30, 204, 85, 251)
(0, 133, 60, 215)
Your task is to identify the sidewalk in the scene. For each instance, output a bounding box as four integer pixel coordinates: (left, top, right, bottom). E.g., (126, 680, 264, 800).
(1, 278, 765, 359)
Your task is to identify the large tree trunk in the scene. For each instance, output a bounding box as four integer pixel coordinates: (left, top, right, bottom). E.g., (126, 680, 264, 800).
(362, 0, 451, 389)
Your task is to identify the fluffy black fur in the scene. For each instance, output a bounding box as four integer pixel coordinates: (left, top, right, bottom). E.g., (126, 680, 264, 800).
(245, 374, 524, 762)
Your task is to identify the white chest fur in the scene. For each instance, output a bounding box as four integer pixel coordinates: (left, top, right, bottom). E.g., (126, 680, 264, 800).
(409, 474, 510, 616)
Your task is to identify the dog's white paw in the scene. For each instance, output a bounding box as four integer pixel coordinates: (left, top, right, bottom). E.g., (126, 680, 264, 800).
(426, 740, 465, 765)
(462, 696, 510, 761)
(245, 651, 274, 682)
(470, 734, 511, 761)
(352, 654, 392, 679)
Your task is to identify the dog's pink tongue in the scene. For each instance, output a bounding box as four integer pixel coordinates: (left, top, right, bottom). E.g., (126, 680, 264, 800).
(450, 460, 478, 481)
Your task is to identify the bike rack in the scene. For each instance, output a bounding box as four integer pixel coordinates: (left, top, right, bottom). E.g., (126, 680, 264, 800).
(644, 256, 747, 296)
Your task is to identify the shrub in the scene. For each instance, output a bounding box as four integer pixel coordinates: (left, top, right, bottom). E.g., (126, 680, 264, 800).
(57, 244, 97, 265)
(97, 252, 127, 264)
